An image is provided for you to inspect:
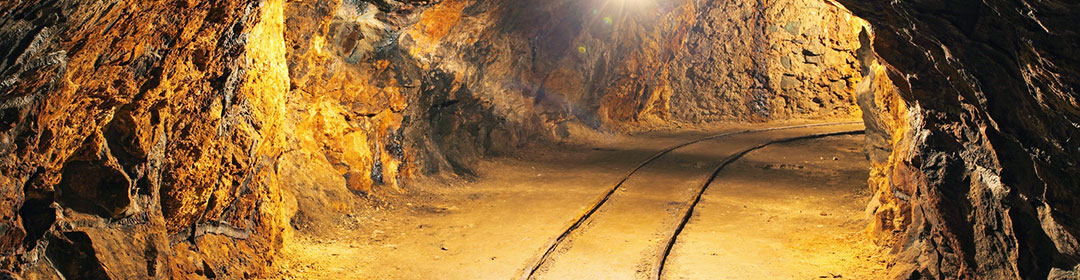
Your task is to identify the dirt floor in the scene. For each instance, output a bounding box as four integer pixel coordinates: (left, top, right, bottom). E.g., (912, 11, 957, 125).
(264, 122, 888, 279)
(661, 134, 888, 279)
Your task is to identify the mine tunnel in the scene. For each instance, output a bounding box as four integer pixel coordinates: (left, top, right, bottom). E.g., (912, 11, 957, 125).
(0, 0, 1078, 279)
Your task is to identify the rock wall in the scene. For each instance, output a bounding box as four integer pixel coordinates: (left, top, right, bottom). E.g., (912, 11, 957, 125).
(0, 0, 292, 277)
(591, 0, 869, 125)
(843, 0, 1080, 278)
(277, 0, 423, 234)
(419, 0, 870, 131)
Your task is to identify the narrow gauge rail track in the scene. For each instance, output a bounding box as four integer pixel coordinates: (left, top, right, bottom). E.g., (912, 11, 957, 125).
(517, 122, 864, 280)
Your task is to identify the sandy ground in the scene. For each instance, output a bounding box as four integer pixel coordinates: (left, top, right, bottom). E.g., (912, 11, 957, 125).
(264, 122, 887, 279)
(662, 134, 887, 279)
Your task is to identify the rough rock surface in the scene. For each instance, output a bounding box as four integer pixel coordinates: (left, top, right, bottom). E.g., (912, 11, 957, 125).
(601, 0, 869, 124)
(418, 0, 869, 130)
(845, 0, 1080, 278)
(0, 0, 292, 278)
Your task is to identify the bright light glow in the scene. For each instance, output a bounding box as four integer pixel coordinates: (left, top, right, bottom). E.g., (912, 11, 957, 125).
(591, 0, 654, 25)
(613, 0, 652, 8)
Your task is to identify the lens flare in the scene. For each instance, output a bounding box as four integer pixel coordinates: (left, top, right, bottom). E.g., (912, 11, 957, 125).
(614, 0, 651, 8)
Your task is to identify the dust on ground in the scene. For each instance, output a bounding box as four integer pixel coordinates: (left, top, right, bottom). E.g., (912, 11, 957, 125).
(264, 121, 888, 279)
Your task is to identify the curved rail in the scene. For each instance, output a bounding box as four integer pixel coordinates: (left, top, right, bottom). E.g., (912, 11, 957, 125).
(517, 121, 862, 280)
(652, 129, 865, 279)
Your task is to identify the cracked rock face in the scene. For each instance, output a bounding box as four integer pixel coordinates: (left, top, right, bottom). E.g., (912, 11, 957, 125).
(844, 0, 1080, 278)
(0, 0, 291, 278)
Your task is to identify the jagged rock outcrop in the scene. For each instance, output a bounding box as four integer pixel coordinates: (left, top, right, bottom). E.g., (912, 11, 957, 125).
(845, 0, 1080, 278)
(0, 0, 292, 278)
